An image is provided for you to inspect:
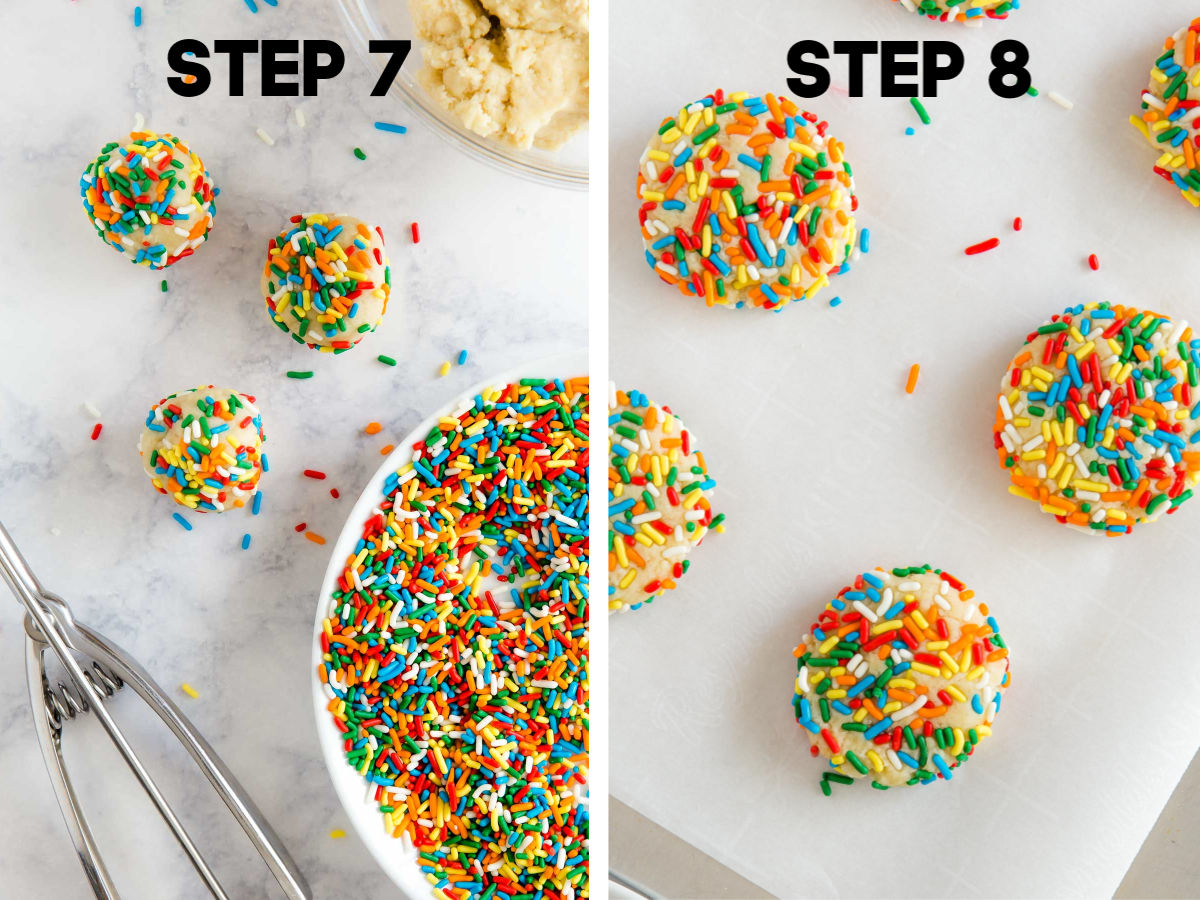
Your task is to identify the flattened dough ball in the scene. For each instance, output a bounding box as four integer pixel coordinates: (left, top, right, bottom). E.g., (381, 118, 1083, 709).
(608, 386, 722, 614)
(638, 90, 857, 312)
(138, 386, 265, 513)
(993, 301, 1200, 535)
(889, 0, 1017, 23)
(793, 565, 1010, 791)
(1132, 17, 1200, 208)
(261, 213, 392, 353)
(80, 131, 218, 268)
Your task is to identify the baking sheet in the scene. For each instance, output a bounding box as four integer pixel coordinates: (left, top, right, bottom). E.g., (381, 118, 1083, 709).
(609, 1, 1200, 897)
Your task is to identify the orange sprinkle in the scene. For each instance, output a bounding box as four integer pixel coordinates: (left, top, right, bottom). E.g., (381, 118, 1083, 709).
(905, 364, 921, 395)
(305, 531, 327, 545)
(365, 422, 383, 435)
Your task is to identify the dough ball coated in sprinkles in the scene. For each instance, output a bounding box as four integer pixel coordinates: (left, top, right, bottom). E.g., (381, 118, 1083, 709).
(1132, 18, 1200, 208)
(261, 213, 393, 353)
(138, 386, 265, 513)
(794, 565, 1010, 791)
(994, 302, 1200, 535)
(889, 0, 1017, 23)
(608, 386, 723, 613)
(637, 90, 858, 312)
(79, 131, 218, 269)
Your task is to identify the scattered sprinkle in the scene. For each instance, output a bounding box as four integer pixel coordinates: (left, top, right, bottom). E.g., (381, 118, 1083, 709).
(905, 363, 921, 395)
(457, 349, 469, 365)
(304, 469, 327, 480)
(439, 361, 452, 377)
(1088, 253, 1100, 271)
(252, 492, 263, 516)
(172, 512, 192, 531)
(243, 0, 258, 11)
(287, 370, 314, 379)
(241, 534, 252, 550)
(377, 354, 397, 367)
(256, 127, 275, 146)
(905, 126, 915, 136)
(160, 279, 168, 292)
(90, 423, 103, 441)
(49, 527, 61, 537)
(330, 488, 340, 499)
(133, 6, 142, 27)
(1047, 91, 1074, 111)
(295, 522, 307, 533)
(859, 229, 870, 254)
(365, 422, 383, 435)
(353, 147, 367, 161)
(330, 829, 346, 839)
(181, 683, 200, 699)
(305, 531, 326, 546)
(379, 443, 395, 455)
(910, 97, 931, 125)
(374, 122, 408, 134)
(829, 296, 842, 308)
(294, 108, 306, 128)
(133, 112, 145, 131)
(965, 237, 1001, 256)
(1027, 85, 1040, 97)
(410, 222, 420, 243)
(83, 402, 102, 419)
(1012, 216, 1023, 232)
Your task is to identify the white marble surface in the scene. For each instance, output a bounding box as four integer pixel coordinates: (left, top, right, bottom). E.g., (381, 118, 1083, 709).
(0, 2, 585, 897)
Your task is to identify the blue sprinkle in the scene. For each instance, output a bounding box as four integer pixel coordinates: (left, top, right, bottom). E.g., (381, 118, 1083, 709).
(829, 296, 842, 308)
(241, 534, 252, 550)
(172, 512, 192, 531)
(859, 229, 870, 254)
(905, 126, 915, 136)
(133, 6, 142, 26)
(457, 349, 469, 365)
(243, 0, 257, 10)
(252, 492, 262, 515)
(374, 121, 408, 134)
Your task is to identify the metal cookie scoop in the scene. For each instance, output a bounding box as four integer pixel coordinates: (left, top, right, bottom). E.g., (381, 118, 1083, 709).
(0, 520, 311, 899)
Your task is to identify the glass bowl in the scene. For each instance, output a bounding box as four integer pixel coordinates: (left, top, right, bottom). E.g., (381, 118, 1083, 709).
(337, 0, 588, 190)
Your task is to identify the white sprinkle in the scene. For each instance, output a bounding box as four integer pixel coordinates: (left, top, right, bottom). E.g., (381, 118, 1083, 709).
(49, 527, 61, 537)
(83, 401, 102, 419)
(1047, 91, 1074, 111)
(256, 127, 276, 146)
(295, 107, 306, 128)
(133, 112, 145, 131)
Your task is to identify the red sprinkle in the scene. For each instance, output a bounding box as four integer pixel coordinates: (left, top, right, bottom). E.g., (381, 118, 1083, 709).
(965, 237, 1001, 256)
(90, 423, 103, 441)
(1088, 253, 1100, 271)
(1012, 217, 1023, 231)
(304, 469, 327, 480)
(330, 488, 340, 499)
(411, 222, 420, 243)
(294, 522, 307, 532)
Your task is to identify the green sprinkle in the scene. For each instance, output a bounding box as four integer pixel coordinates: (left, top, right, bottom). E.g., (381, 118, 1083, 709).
(353, 147, 367, 160)
(910, 97, 931, 125)
(160, 280, 168, 292)
(377, 354, 397, 366)
(286, 370, 314, 379)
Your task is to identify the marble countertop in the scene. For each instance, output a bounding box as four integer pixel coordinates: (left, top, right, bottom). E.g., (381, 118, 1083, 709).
(0, 2, 585, 897)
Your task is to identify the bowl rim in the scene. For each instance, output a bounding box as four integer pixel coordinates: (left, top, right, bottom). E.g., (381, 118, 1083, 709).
(336, 0, 588, 191)
(309, 350, 589, 896)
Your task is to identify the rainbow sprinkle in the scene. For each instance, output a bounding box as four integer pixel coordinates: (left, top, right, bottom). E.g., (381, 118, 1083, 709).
(263, 213, 392, 353)
(1132, 18, 1200, 208)
(318, 378, 589, 898)
(889, 0, 1017, 23)
(995, 301, 1200, 534)
(638, 90, 858, 312)
(608, 386, 722, 614)
(138, 386, 265, 513)
(80, 131, 218, 269)
(794, 565, 1010, 792)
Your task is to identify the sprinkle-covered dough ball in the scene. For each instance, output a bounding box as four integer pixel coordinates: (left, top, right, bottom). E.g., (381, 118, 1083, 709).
(608, 386, 722, 614)
(1132, 18, 1200, 208)
(261, 213, 392, 353)
(889, 0, 1017, 23)
(138, 386, 265, 513)
(637, 90, 857, 312)
(80, 131, 218, 269)
(793, 565, 1010, 791)
(994, 302, 1200, 535)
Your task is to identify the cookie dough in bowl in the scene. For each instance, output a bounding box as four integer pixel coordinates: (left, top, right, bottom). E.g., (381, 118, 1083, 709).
(261, 213, 392, 353)
(993, 301, 1200, 535)
(608, 386, 723, 614)
(410, 0, 589, 150)
(638, 90, 858, 312)
(793, 565, 1010, 792)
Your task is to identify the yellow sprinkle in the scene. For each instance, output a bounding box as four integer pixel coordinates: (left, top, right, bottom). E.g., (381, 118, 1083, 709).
(439, 361, 451, 377)
(180, 683, 199, 699)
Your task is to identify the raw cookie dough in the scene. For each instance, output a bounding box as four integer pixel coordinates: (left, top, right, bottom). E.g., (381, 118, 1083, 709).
(261, 213, 392, 353)
(80, 131, 218, 268)
(608, 386, 722, 614)
(793, 565, 1010, 791)
(890, 0, 1017, 23)
(138, 386, 265, 513)
(638, 90, 857, 312)
(410, 0, 589, 150)
(1132, 17, 1200, 208)
(994, 301, 1200, 535)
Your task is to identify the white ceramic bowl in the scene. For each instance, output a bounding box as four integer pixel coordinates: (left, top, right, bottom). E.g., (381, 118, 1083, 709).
(311, 350, 588, 895)
(336, 0, 588, 190)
